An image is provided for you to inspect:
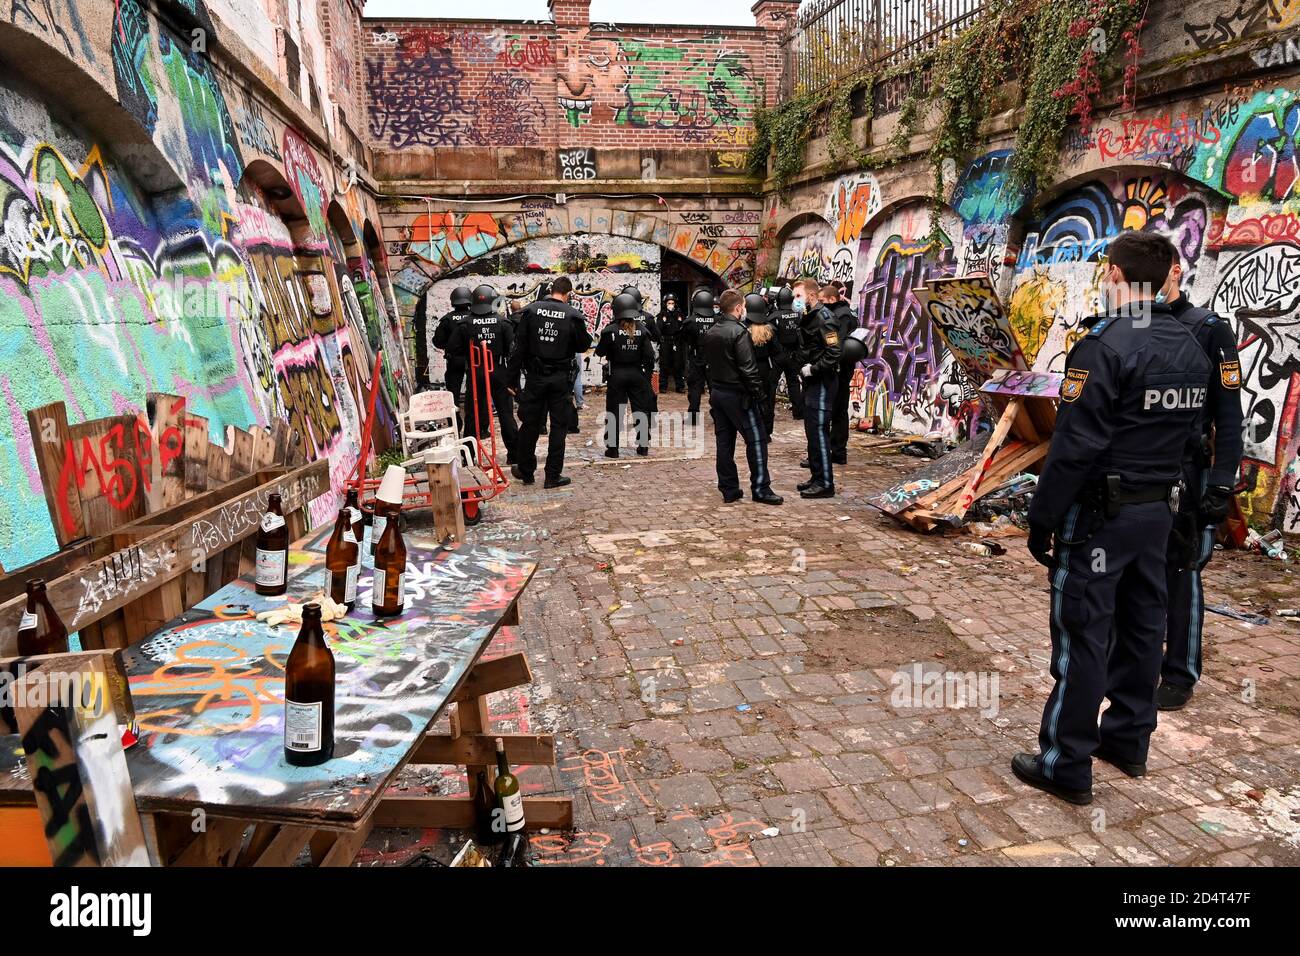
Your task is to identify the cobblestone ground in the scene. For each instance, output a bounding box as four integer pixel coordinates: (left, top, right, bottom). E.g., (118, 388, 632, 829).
(359, 390, 1300, 867)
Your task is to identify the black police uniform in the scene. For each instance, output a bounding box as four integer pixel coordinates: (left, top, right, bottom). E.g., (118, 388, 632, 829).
(657, 302, 687, 392)
(745, 305, 785, 440)
(446, 289, 519, 463)
(701, 313, 776, 502)
(413, 292, 432, 390)
(1020, 304, 1210, 798)
(829, 298, 860, 463)
(508, 296, 592, 485)
(772, 290, 805, 419)
(595, 305, 657, 456)
(1161, 294, 1244, 698)
(433, 287, 473, 401)
(797, 303, 843, 494)
(683, 292, 717, 421)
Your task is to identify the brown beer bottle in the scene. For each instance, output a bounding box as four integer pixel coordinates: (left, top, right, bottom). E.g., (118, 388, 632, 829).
(284, 603, 335, 766)
(255, 492, 289, 596)
(325, 508, 360, 611)
(370, 499, 407, 616)
(343, 487, 365, 545)
(16, 579, 69, 656)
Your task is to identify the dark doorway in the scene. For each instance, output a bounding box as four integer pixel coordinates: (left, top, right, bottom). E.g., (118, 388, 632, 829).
(661, 248, 721, 313)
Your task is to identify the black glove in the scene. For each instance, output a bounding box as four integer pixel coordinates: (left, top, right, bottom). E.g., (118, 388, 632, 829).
(1199, 485, 1233, 525)
(1027, 524, 1054, 568)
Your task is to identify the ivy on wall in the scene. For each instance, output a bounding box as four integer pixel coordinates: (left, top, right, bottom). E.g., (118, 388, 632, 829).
(749, 0, 1148, 220)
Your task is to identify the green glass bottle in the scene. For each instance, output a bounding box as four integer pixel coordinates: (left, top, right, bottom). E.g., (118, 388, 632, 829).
(493, 737, 525, 834)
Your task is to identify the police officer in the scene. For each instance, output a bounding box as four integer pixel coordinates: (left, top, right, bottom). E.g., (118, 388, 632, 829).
(621, 286, 660, 343)
(793, 280, 842, 498)
(828, 282, 860, 465)
(771, 286, 805, 420)
(433, 286, 473, 401)
(507, 277, 592, 488)
(1014, 232, 1210, 806)
(596, 293, 657, 458)
(744, 292, 785, 440)
(1156, 262, 1244, 711)
(683, 289, 717, 427)
(657, 294, 686, 392)
(447, 284, 519, 464)
(701, 290, 782, 506)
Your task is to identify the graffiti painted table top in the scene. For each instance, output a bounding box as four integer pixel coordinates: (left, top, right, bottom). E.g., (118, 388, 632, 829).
(120, 526, 536, 828)
(0, 733, 29, 804)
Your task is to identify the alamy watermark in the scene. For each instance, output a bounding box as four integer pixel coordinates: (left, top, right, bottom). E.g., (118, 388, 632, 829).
(890, 663, 1001, 718)
(0, 665, 107, 717)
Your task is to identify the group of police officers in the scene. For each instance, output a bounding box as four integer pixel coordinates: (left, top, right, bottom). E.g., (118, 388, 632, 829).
(418, 227, 1241, 805)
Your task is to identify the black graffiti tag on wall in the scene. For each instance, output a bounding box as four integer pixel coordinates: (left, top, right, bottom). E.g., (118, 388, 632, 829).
(367, 51, 471, 148)
(558, 147, 598, 181)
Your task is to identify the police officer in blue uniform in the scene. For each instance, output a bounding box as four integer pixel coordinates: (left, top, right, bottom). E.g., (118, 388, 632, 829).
(793, 279, 842, 499)
(683, 289, 718, 427)
(828, 282, 860, 465)
(1015, 232, 1210, 805)
(432, 285, 473, 401)
(771, 286, 805, 420)
(1157, 262, 1244, 711)
(508, 277, 592, 489)
(596, 293, 657, 458)
(446, 284, 519, 464)
(701, 290, 782, 506)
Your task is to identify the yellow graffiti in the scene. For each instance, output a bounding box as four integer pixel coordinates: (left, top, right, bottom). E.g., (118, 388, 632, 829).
(1008, 272, 1066, 366)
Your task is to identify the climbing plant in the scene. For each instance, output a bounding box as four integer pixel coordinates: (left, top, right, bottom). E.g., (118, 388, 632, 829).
(751, 0, 1148, 222)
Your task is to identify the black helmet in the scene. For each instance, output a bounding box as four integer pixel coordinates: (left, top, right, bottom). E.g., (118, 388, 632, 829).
(612, 292, 642, 321)
(621, 286, 643, 305)
(744, 293, 770, 323)
(841, 327, 870, 365)
(450, 286, 472, 308)
(691, 289, 715, 316)
(775, 286, 794, 310)
(470, 284, 497, 316)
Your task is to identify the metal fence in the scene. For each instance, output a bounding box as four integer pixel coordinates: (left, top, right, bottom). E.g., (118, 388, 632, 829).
(781, 0, 987, 97)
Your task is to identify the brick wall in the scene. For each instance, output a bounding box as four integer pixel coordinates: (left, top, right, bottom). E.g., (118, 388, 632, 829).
(361, 1, 796, 160)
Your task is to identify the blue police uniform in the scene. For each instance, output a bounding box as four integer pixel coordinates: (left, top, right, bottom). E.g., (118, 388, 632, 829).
(1017, 303, 1210, 801)
(1161, 297, 1243, 700)
(797, 304, 843, 495)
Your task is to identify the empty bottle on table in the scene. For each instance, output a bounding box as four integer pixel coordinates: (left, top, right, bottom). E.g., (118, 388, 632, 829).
(370, 465, 408, 616)
(325, 508, 360, 612)
(343, 487, 366, 546)
(255, 492, 289, 596)
(16, 579, 69, 657)
(493, 736, 526, 835)
(284, 603, 335, 766)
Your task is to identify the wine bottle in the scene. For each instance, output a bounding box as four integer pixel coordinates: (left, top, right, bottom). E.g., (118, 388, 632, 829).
(284, 603, 335, 766)
(255, 492, 289, 596)
(473, 771, 500, 846)
(325, 508, 360, 611)
(16, 579, 69, 657)
(493, 736, 525, 834)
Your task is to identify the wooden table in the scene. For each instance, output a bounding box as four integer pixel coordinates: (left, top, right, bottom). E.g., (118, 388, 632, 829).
(4, 519, 571, 867)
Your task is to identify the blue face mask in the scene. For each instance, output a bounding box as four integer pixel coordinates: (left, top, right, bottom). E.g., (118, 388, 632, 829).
(793, 298, 807, 314)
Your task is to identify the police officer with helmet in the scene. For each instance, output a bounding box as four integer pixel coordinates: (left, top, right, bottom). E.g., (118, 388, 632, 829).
(446, 284, 519, 464)
(1156, 262, 1244, 711)
(682, 289, 718, 427)
(1015, 231, 1211, 806)
(596, 293, 657, 458)
(657, 294, 687, 392)
(508, 277, 592, 488)
(771, 286, 805, 420)
(701, 290, 782, 506)
(432, 285, 473, 401)
(620, 286, 661, 343)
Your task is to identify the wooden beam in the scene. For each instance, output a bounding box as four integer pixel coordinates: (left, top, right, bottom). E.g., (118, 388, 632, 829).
(236, 822, 314, 867)
(448, 653, 532, 704)
(372, 796, 573, 831)
(26, 402, 86, 547)
(410, 732, 555, 768)
(170, 818, 248, 867)
(0, 460, 328, 655)
(308, 817, 374, 867)
(426, 459, 466, 543)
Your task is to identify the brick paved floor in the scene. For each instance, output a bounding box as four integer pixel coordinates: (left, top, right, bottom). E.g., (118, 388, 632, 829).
(359, 390, 1300, 867)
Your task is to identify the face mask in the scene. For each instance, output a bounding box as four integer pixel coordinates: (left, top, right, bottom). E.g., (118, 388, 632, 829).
(793, 298, 807, 314)
(1154, 290, 1167, 304)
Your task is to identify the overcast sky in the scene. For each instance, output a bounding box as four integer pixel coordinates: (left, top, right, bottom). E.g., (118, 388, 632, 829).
(361, 0, 763, 26)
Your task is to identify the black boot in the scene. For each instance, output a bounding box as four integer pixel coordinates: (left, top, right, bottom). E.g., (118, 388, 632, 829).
(753, 489, 783, 505)
(544, 475, 572, 489)
(1010, 753, 1092, 805)
(510, 464, 534, 485)
(605, 448, 619, 459)
(1156, 681, 1194, 711)
(1093, 745, 1147, 778)
(799, 484, 834, 499)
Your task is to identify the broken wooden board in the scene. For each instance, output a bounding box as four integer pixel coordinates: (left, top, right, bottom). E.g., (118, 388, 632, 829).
(866, 432, 992, 516)
(922, 275, 1029, 382)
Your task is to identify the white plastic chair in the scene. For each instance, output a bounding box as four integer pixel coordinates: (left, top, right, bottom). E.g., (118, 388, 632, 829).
(400, 389, 478, 466)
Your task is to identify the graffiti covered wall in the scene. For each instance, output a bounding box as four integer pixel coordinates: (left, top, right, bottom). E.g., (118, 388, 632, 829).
(0, 0, 394, 570)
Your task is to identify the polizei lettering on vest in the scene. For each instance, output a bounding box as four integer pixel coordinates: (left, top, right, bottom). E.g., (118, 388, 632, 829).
(1142, 387, 1206, 411)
